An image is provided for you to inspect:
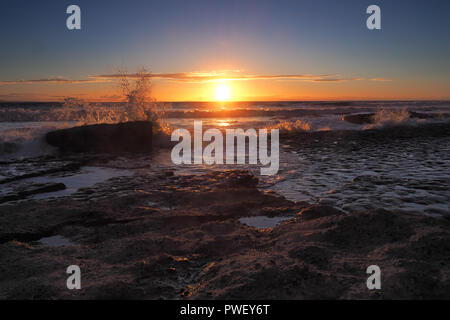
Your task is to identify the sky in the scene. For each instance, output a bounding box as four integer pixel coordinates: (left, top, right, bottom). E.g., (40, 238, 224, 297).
(0, 0, 449, 101)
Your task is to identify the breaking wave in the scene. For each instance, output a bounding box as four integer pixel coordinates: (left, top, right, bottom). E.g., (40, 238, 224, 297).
(0, 122, 74, 158)
(269, 119, 312, 133)
(1, 100, 449, 159)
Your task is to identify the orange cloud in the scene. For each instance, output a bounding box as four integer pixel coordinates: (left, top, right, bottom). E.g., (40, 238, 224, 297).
(91, 71, 355, 83)
(0, 71, 377, 86)
(369, 78, 393, 82)
(0, 78, 111, 85)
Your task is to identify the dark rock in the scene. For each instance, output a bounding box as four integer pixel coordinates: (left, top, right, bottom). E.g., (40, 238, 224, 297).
(45, 121, 153, 153)
(0, 142, 20, 155)
(297, 205, 345, 220)
(342, 113, 374, 124)
(322, 209, 413, 249)
(288, 245, 330, 267)
(220, 171, 259, 188)
(25, 183, 66, 195)
(409, 111, 443, 119)
(343, 111, 446, 125)
(0, 162, 82, 185)
(0, 183, 66, 204)
(163, 170, 174, 177)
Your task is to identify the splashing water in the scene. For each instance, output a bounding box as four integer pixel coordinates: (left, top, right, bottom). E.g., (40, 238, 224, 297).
(364, 108, 413, 129)
(269, 119, 311, 133)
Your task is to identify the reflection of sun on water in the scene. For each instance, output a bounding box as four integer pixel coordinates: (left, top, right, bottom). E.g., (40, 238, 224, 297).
(216, 119, 231, 127)
(215, 84, 231, 101)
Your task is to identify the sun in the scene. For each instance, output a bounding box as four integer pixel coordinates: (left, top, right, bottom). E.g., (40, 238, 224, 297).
(215, 84, 231, 101)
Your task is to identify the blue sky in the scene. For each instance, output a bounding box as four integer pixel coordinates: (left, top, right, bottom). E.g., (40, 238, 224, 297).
(0, 0, 449, 101)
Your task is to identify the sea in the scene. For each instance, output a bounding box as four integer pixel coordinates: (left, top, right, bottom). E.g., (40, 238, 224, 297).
(1, 100, 449, 217)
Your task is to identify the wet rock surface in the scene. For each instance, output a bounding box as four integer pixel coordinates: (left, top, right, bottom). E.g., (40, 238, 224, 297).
(0, 182, 66, 204)
(0, 170, 449, 299)
(0, 159, 83, 184)
(343, 112, 446, 125)
(275, 123, 450, 215)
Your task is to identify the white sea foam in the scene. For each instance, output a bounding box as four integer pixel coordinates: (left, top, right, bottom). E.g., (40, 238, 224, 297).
(1, 101, 449, 159)
(0, 121, 77, 158)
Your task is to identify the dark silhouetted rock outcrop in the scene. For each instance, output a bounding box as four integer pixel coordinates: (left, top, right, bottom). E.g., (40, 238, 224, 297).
(342, 113, 374, 124)
(46, 121, 153, 153)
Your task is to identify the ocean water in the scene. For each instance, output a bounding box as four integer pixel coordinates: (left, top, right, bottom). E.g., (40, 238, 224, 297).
(1, 101, 449, 215)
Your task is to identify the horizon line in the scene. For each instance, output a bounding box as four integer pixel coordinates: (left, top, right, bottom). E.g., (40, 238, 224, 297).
(1, 98, 450, 104)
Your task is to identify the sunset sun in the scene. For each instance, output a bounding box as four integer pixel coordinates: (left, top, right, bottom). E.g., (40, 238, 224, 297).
(215, 84, 231, 101)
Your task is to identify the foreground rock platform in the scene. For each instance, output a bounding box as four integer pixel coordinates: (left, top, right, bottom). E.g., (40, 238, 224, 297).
(0, 170, 448, 299)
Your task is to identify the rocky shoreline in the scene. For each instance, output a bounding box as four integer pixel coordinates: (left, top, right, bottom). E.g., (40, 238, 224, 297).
(0, 121, 449, 299)
(0, 168, 449, 299)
